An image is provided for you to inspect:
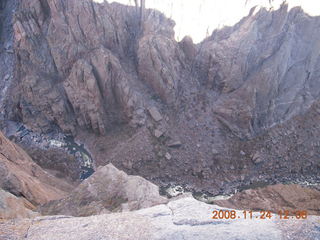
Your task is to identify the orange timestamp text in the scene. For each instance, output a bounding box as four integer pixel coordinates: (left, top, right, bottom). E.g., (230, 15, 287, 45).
(211, 210, 308, 220)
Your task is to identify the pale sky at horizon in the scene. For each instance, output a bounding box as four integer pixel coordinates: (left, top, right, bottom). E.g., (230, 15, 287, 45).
(94, 0, 320, 43)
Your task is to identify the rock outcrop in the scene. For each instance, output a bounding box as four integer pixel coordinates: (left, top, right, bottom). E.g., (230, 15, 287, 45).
(10, 0, 143, 134)
(0, 189, 37, 219)
(197, 5, 320, 138)
(2, 197, 319, 240)
(137, 17, 186, 104)
(40, 163, 168, 216)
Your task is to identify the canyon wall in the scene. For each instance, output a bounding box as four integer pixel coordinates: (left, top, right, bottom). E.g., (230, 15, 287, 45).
(0, 0, 319, 194)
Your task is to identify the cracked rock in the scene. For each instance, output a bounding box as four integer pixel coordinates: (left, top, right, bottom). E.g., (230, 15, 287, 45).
(148, 107, 163, 122)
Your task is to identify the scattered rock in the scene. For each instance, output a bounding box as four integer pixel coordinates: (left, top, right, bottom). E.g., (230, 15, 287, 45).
(154, 129, 163, 138)
(131, 109, 146, 127)
(148, 107, 163, 122)
(163, 185, 184, 197)
(252, 152, 263, 164)
(165, 152, 172, 160)
(4, 74, 10, 80)
(168, 141, 182, 148)
(5, 49, 14, 54)
(211, 148, 219, 154)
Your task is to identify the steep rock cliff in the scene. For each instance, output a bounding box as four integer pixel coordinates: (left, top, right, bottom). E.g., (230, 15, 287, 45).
(0, 1, 319, 195)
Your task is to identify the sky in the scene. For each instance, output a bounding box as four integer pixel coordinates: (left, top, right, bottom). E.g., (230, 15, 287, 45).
(94, 0, 320, 43)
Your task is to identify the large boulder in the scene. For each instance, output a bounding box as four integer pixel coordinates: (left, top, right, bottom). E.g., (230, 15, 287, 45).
(0, 188, 38, 219)
(40, 164, 168, 216)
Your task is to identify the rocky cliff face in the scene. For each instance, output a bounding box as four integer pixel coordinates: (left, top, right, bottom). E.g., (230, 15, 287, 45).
(0, 0, 18, 120)
(0, 0, 319, 196)
(198, 5, 320, 138)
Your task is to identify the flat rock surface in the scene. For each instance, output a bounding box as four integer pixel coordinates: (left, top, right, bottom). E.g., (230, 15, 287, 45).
(3, 197, 318, 240)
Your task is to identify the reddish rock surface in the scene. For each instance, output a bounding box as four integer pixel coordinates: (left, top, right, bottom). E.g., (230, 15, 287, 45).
(214, 184, 320, 215)
(0, 131, 72, 205)
(0, 189, 37, 219)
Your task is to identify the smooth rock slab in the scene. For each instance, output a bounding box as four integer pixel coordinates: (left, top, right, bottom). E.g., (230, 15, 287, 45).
(23, 197, 320, 240)
(148, 107, 163, 122)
